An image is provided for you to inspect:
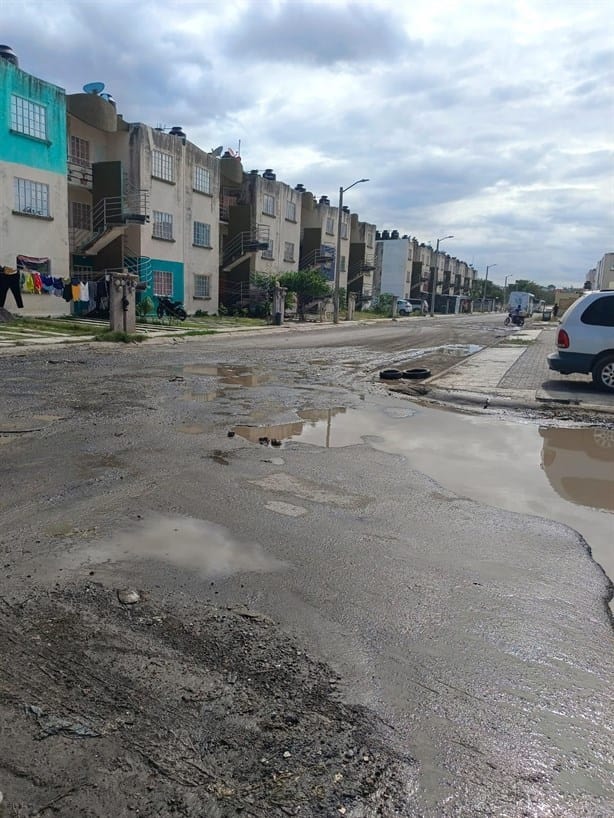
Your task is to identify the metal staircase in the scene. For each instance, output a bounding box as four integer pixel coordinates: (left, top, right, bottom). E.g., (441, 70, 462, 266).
(221, 225, 270, 271)
(299, 245, 335, 279)
(69, 192, 150, 256)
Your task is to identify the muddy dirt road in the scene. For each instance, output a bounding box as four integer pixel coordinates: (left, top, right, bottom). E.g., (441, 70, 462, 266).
(1, 315, 613, 817)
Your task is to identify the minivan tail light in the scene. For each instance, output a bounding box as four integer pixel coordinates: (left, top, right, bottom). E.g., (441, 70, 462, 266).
(557, 329, 570, 349)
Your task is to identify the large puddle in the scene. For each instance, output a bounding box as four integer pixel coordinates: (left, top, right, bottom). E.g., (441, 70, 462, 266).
(234, 403, 614, 590)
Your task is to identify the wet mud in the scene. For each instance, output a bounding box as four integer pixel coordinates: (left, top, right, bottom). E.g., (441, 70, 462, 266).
(0, 584, 413, 817)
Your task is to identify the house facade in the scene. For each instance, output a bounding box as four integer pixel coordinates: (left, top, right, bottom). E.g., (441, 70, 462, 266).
(0, 47, 70, 315)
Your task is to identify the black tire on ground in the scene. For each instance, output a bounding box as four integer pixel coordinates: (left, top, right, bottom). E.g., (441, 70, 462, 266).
(402, 368, 432, 379)
(399, 310, 409, 316)
(592, 354, 614, 392)
(379, 369, 403, 380)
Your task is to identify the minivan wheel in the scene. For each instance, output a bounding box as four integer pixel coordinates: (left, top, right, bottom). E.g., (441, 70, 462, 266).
(592, 354, 614, 392)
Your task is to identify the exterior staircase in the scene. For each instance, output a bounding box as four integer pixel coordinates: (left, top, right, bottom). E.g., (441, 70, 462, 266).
(221, 225, 270, 272)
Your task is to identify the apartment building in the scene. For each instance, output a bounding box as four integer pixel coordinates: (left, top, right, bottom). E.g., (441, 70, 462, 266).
(348, 215, 376, 305)
(0, 46, 70, 316)
(219, 162, 302, 307)
(67, 89, 221, 315)
(298, 191, 351, 291)
(595, 253, 614, 290)
(373, 233, 414, 299)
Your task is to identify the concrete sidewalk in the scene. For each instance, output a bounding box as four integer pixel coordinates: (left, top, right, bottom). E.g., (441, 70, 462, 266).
(426, 324, 614, 417)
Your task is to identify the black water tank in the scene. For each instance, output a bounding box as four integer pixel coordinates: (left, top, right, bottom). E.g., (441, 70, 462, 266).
(0, 45, 19, 66)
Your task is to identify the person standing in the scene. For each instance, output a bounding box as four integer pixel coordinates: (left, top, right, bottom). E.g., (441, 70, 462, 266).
(552, 303, 559, 318)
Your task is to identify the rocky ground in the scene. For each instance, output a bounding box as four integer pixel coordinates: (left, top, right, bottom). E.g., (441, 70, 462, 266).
(1, 581, 412, 817)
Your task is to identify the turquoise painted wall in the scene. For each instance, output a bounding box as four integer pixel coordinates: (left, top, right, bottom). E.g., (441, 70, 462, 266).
(0, 60, 67, 174)
(147, 259, 185, 303)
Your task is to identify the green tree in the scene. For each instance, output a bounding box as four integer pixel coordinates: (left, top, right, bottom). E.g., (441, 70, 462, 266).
(278, 269, 332, 321)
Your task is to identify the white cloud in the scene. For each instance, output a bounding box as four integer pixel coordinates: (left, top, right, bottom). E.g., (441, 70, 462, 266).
(2, 0, 612, 286)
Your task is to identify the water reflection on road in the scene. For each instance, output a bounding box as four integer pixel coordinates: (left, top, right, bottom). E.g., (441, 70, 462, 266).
(239, 401, 614, 592)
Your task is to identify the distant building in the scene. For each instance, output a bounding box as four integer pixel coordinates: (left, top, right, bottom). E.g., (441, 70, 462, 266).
(0, 46, 70, 316)
(595, 253, 614, 290)
(219, 163, 302, 308)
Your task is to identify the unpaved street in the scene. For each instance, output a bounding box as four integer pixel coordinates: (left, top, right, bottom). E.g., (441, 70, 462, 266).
(1, 315, 613, 817)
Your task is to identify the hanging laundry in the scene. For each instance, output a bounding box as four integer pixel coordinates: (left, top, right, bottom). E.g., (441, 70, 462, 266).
(62, 282, 73, 302)
(71, 282, 80, 301)
(52, 277, 64, 297)
(0, 267, 24, 309)
(30, 272, 43, 293)
(41, 274, 54, 293)
(79, 281, 90, 302)
(22, 272, 36, 293)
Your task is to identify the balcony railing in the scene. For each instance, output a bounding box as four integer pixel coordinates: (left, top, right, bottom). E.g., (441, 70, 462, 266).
(67, 155, 93, 188)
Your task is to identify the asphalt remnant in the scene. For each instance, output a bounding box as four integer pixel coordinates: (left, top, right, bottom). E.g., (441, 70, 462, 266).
(0, 585, 414, 817)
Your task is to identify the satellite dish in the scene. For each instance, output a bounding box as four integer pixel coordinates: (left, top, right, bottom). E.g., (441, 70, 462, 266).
(210, 145, 224, 157)
(83, 81, 105, 95)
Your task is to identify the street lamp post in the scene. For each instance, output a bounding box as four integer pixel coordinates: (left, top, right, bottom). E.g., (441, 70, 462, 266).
(333, 178, 369, 324)
(503, 274, 513, 310)
(481, 263, 497, 311)
(429, 235, 454, 317)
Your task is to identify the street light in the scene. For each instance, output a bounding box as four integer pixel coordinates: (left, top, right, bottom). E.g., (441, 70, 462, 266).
(481, 263, 497, 310)
(503, 274, 514, 309)
(429, 235, 454, 317)
(333, 178, 369, 324)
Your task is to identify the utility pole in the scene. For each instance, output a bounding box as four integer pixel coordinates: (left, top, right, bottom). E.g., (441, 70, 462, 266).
(429, 235, 454, 317)
(333, 178, 369, 324)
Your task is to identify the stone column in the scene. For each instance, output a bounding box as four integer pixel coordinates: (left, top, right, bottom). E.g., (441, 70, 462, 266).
(346, 292, 356, 321)
(272, 285, 287, 325)
(109, 270, 139, 334)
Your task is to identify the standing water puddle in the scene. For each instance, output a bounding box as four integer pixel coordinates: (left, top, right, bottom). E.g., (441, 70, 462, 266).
(183, 364, 270, 387)
(235, 403, 614, 591)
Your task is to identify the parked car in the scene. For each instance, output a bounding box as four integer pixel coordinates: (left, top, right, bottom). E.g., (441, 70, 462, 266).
(396, 299, 421, 316)
(547, 290, 614, 391)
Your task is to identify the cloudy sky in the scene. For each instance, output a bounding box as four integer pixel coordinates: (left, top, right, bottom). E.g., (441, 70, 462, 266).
(3, 0, 612, 286)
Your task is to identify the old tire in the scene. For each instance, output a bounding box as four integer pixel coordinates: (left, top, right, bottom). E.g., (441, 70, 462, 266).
(402, 367, 431, 380)
(592, 354, 614, 392)
(379, 369, 403, 380)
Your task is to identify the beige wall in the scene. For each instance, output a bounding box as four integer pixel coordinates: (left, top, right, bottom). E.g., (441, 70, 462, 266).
(1, 161, 70, 316)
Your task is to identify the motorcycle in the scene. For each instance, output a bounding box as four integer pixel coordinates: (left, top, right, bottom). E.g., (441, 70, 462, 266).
(504, 312, 525, 327)
(157, 296, 187, 321)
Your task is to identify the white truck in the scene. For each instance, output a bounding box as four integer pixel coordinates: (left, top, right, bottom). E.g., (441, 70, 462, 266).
(507, 291, 536, 317)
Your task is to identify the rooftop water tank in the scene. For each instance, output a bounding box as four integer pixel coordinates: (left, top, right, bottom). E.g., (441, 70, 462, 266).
(0, 45, 19, 66)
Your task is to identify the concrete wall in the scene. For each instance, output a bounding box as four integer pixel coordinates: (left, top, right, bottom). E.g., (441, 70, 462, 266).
(596, 253, 614, 290)
(243, 173, 302, 276)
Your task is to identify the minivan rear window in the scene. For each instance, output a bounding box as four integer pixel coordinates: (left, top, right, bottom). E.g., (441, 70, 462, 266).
(581, 295, 614, 327)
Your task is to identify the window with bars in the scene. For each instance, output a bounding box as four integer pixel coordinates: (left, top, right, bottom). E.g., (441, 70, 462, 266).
(70, 201, 92, 230)
(10, 95, 47, 140)
(14, 178, 50, 217)
(263, 194, 275, 216)
(193, 166, 211, 194)
(340, 221, 348, 239)
(153, 270, 173, 296)
(285, 200, 296, 221)
(194, 274, 211, 299)
(152, 150, 174, 182)
(325, 216, 335, 234)
(340, 256, 346, 272)
(152, 211, 173, 240)
(193, 221, 211, 247)
(70, 135, 90, 164)
(283, 241, 295, 262)
(262, 240, 274, 259)
(366, 230, 374, 248)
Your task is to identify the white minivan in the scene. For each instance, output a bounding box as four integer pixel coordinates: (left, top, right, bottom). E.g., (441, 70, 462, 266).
(547, 290, 614, 391)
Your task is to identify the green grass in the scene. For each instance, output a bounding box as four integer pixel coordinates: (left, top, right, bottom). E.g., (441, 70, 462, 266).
(4, 317, 96, 335)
